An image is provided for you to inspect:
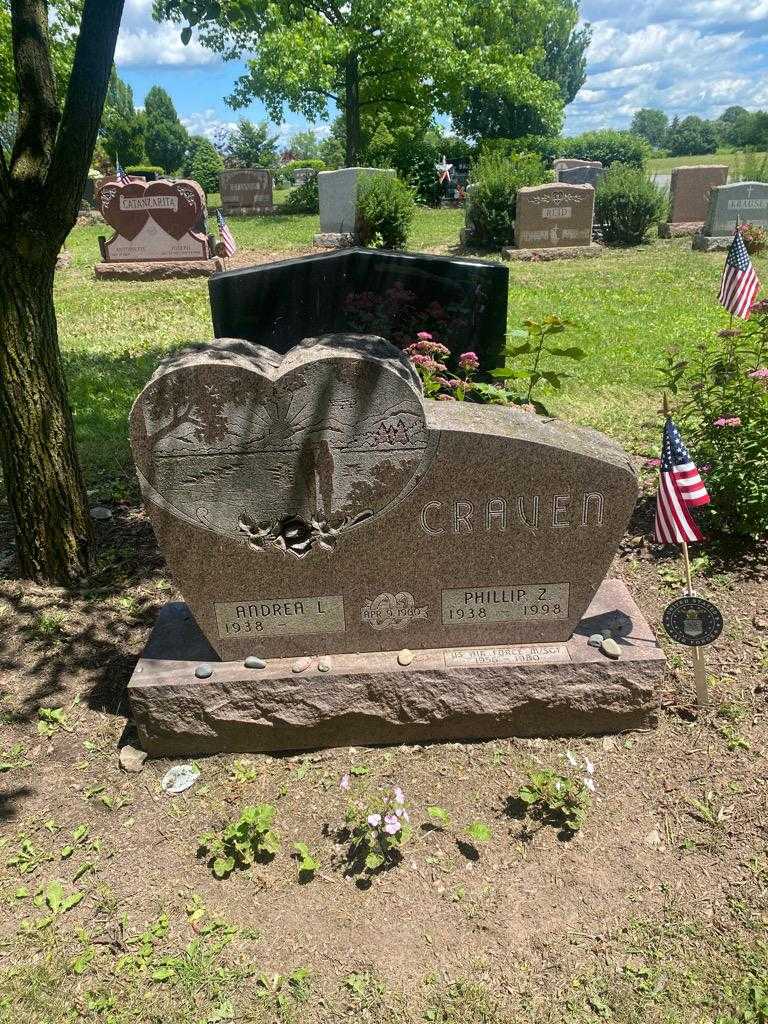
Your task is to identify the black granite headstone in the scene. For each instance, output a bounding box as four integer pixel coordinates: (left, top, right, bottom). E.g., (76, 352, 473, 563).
(208, 248, 509, 369)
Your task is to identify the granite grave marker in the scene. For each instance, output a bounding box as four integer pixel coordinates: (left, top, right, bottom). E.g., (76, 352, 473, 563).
(315, 167, 395, 245)
(219, 169, 275, 213)
(694, 181, 768, 250)
(659, 164, 727, 237)
(555, 159, 603, 189)
(98, 178, 210, 263)
(514, 182, 595, 251)
(128, 334, 664, 754)
(208, 247, 509, 369)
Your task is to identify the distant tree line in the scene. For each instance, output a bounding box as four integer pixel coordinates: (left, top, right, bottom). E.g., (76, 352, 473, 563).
(630, 106, 768, 156)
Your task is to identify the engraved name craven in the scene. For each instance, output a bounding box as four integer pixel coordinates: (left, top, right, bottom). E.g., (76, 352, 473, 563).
(419, 493, 605, 535)
(215, 595, 345, 638)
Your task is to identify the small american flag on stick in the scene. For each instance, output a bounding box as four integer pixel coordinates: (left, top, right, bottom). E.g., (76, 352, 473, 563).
(115, 157, 130, 185)
(718, 227, 760, 319)
(216, 209, 237, 257)
(654, 417, 710, 544)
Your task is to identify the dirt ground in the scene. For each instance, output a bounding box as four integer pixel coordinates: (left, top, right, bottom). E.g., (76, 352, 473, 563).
(0, 466, 766, 1023)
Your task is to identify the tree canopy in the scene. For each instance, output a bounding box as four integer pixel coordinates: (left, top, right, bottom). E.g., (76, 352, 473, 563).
(629, 108, 668, 149)
(219, 119, 278, 168)
(153, 0, 564, 165)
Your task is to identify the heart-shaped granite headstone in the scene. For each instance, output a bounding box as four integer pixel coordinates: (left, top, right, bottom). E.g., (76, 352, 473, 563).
(99, 179, 204, 242)
(99, 182, 148, 241)
(131, 334, 638, 662)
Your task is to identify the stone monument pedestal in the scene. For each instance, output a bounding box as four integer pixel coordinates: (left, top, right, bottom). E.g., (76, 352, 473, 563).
(501, 243, 602, 262)
(128, 579, 665, 757)
(658, 222, 704, 238)
(95, 257, 224, 281)
(692, 233, 732, 252)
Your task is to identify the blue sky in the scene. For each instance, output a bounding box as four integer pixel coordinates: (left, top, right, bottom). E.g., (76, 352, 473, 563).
(116, 0, 768, 143)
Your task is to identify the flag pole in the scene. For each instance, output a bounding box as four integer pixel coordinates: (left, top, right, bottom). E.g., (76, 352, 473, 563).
(663, 392, 708, 710)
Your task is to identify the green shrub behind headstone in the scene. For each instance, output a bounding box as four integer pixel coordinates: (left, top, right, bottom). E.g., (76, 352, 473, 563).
(557, 129, 650, 168)
(595, 164, 667, 245)
(356, 175, 416, 249)
(467, 152, 549, 248)
(282, 171, 320, 214)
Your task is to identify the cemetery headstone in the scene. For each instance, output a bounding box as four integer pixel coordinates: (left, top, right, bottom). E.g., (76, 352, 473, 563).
(208, 247, 509, 369)
(95, 178, 220, 279)
(314, 167, 395, 246)
(556, 161, 603, 189)
(128, 333, 665, 755)
(659, 164, 727, 237)
(293, 167, 315, 186)
(693, 181, 768, 251)
(510, 182, 598, 260)
(219, 169, 275, 214)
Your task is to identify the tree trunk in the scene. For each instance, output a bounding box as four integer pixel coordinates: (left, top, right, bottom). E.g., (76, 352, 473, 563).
(344, 51, 361, 166)
(0, 244, 93, 582)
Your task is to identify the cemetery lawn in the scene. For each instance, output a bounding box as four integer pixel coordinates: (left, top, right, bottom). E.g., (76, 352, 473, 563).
(0, 215, 766, 1024)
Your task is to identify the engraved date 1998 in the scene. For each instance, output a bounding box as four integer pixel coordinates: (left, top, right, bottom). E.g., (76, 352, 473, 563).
(442, 584, 569, 625)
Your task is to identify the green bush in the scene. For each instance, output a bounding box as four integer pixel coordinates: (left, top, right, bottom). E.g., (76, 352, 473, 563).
(467, 151, 549, 248)
(659, 310, 768, 539)
(187, 138, 224, 195)
(356, 174, 416, 249)
(595, 164, 667, 245)
(282, 158, 325, 174)
(124, 164, 164, 179)
(282, 171, 319, 214)
(556, 130, 650, 168)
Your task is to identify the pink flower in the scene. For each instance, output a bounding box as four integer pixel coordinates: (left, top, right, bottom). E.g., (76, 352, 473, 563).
(393, 787, 405, 805)
(383, 814, 401, 835)
(416, 331, 433, 341)
(713, 417, 742, 427)
(458, 351, 480, 371)
(644, 458, 661, 468)
(340, 774, 350, 791)
(749, 367, 768, 379)
(367, 813, 382, 827)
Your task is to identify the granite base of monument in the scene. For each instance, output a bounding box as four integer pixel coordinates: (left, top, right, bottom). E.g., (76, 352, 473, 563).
(502, 243, 602, 262)
(128, 579, 664, 756)
(658, 222, 704, 238)
(692, 233, 732, 252)
(312, 231, 357, 248)
(221, 205, 276, 216)
(95, 258, 224, 281)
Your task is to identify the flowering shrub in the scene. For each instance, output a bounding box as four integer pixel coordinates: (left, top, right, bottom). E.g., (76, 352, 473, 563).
(739, 222, 768, 256)
(343, 782, 411, 875)
(404, 335, 494, 402)
(659, 304, 768, 537)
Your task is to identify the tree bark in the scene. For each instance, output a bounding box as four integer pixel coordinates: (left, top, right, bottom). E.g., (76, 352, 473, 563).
(0, 245, 93, 582)
(344, 51, 360, 166)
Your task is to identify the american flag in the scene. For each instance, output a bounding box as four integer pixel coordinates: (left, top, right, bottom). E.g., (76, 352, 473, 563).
(216, 209, 237, 257)
(115, 157, 130, 185)
(718, 228, 760, 319)
(654, 418, 710, 544)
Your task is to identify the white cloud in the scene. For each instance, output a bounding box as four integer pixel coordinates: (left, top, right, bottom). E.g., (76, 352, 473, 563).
(181, 109, 238, 140)
(116, 0, 222, 67)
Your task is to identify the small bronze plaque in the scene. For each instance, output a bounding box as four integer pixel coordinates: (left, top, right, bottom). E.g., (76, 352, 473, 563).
(442, 584, 569, 625)
(215, 595, 345, 639)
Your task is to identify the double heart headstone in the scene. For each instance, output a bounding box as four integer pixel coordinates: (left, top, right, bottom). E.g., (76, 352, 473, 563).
(99, 179, 209, 262)
(130, 334, 638, 662)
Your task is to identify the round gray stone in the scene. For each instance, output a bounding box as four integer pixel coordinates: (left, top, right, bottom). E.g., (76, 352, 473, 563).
(317, 657, 332, 673)
(195, 663, 213, 678)
(292, 657, 312, 673)
(244, 655, 267, 669)
(397, 649, 414, 667)
(588, 633, 603, 648)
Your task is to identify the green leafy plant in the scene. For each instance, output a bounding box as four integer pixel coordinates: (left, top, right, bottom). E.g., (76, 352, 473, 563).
(344, 785, 411, 875)
(427, 806, 451, 829)
(517, 769, 591, 833)
(293, 842, 320, 881)
(490, 316, 585, 412)
(595, 163, 667, 244)
(37, 706, 71, 737)
(6, 837, 54, 875)
(282, 170, 319, 214)
(0, 742, 28, 773)
(658, 308, 768, 538)
(466, 821, 492, 843)
(555, 129, 650, 168)
(356, 173, 416, 249)
(467, 150, 549, 248)
(199, 805, 280, 878)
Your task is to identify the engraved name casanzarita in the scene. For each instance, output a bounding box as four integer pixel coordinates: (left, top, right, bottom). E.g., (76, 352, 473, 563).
(419, 492, 605, 535)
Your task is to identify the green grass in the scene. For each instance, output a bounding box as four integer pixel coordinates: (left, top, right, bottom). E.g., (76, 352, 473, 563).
(647, 151, 767, 173)
(58, 211, 762, 494)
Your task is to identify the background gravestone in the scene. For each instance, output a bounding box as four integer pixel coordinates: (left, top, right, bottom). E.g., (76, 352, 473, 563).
(208, 247, 508, 369)
(219, 169, 275, 214)
(98, 178, 210, 263)
(659, 164, 727, 237)
(293, 167, 315, 186)
(554, 159, 603, 189)
(315, 167, 395, 246)
(128, 334, 664, 753)
(693, 181, 768, 251)
(513, 182, 595, 253)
